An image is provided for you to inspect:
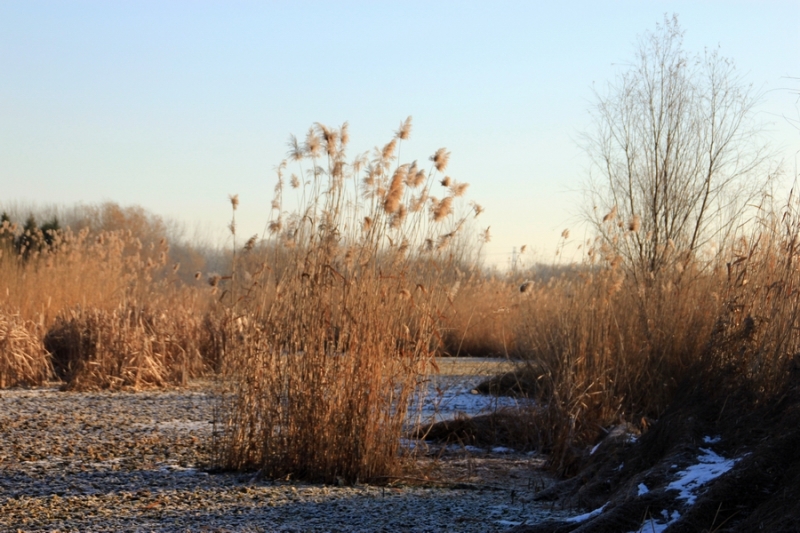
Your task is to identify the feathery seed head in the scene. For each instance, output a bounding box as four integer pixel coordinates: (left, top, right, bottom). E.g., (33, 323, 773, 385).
(440, 176, 451, 187)
(452, 182, 469, 197)
(602, 206, 617, 223)
(332, 161, 344, 179)
(287, 135, 304, 161)
(382, 139, 397, 161)
(396, 116, 412, 140)
(268, 218, 282, 235)
(383, 166, 407, 214)
(229, 194, 239, 211)
(561, 228, 570, 240)
(482, 226, 491, 243)
(430, 148, 450, 172)
(432, 196, 453, 222)
(305, 128, 321, 157)
(290, 174, 300, 188)
(411, 169, 426, 188)
(244, 235, 257, 252)
(398, 239, 409, 255)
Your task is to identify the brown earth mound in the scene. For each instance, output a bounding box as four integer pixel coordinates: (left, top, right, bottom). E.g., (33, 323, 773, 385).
(473, 363, 549, 398)
(416, 411, 541, 452)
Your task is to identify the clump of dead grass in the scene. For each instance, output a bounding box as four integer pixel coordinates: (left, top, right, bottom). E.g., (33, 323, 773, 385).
(498, 194, 800, 476)
(44, 304, 206, 391)
(213, 119, 486, 484)
(0, 312, 52, 387)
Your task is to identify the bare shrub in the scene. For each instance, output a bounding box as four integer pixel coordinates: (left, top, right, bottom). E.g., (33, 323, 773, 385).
(584, 15, 770, 280)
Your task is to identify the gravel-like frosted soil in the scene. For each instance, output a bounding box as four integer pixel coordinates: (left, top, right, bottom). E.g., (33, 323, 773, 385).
(0, 366, 567, 532)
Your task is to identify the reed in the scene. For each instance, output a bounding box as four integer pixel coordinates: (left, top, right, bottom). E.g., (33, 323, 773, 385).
(212, 119, 484, 483)
(0, 312, 51, 387)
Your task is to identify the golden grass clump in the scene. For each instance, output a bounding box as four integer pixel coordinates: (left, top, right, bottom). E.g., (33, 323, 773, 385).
(213, 120, 480, 484)
(43, 304, 207, 391)
(0, 312, 52, 387)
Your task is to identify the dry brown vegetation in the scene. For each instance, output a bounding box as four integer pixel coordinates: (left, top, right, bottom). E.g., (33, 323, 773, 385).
(1, 120, 798, 496)
(212, 119, 487, 483)
(0, 206, 211, 390)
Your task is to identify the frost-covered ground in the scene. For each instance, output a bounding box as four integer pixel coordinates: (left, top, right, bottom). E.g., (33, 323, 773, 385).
(0, 359, 564, 532)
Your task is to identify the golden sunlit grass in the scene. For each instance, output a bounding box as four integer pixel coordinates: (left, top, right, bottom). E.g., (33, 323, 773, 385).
(0, 313, 51, 388)
(0, 121, 797, 486)
(0, 207, 212, 390)
(211, 119, 486, 483)
(43, 304, 207, 391)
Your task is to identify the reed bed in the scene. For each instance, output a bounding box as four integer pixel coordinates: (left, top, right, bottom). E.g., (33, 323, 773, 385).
(1, 124, 797, 489)
(0, 312, 51, 387)
(0, 208, 213, 390)
(212, 119, 487, 483)
(486, 198, 800, 474)
(43, 304, 207, 391)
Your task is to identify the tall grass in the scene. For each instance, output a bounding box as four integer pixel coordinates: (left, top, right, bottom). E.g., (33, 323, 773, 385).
(212, 119, 486, 483)
(498, 198, 800, 474)
(0, 313, 51, 387)
(0, 211, 212, 390)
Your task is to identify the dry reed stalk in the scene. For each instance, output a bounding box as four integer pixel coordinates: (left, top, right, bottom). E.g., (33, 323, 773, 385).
(212, 121, 478, 484)
(44, 304, 207, 391)
(0, 312, 52, 387)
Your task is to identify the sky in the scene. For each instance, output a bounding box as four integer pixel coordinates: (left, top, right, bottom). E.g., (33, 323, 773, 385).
(1, 1, 798, 267)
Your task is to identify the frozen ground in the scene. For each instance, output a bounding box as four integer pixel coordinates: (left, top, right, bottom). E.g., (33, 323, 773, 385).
(0, 359, 562, 532)
(413, 373, 530, 425)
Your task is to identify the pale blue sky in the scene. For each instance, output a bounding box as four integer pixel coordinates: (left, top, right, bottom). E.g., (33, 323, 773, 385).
(1, 1, 798, 266)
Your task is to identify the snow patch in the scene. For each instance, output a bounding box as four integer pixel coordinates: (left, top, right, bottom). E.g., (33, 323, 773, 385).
(496, 520, 523, 527)
(491, 446, 514, 454)
(411, 376, 531, 425)
(565, 503, 608, 523)
(626, 510, 681, 533)
(667, 448, 737, 505)
(637, 483, 649, 496)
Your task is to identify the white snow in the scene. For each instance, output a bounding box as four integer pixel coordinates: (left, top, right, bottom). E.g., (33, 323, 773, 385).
(667, 447, 737, 505)
(411, 375, 530, 425)
(626, 510, 681, 533)
(637, 483, 649, 496)
(565, 503, 608, 523)
(703, 435, 722, 444)
(590, 442, 601, 455)
(491, 446, 515, 454)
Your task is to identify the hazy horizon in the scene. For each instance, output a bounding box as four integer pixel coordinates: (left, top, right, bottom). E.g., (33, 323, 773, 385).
(2, 1, 798, 267)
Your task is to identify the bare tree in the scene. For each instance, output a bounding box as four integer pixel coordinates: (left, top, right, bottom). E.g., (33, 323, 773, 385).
(584, 15, 770, 280)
